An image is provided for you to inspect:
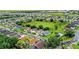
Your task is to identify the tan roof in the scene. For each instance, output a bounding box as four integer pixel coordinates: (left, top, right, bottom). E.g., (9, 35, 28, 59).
(29, 38, 38, 44)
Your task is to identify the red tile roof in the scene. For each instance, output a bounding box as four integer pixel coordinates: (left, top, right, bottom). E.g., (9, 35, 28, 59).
(34, 40, 45, 49)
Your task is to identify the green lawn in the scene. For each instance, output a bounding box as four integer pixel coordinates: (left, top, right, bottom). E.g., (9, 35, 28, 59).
(72, 44, 79, 49)
(72, 42, 79, 49)
(60, 36, 73, 41)
(51, 12, 65, 16)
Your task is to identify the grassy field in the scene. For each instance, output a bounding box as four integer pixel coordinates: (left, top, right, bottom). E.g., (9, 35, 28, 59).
(60, 36, 73, 41)
(46, 12, 65, 17)
(50, 12, 65, 16)
(25, 21, 69, 39)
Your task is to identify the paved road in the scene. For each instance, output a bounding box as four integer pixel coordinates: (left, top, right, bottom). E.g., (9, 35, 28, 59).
(73, 30, 79, 41)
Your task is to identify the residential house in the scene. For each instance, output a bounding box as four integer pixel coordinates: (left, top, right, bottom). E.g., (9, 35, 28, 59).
(19, 35, 29, 41)
(0, 30, 17, 37)
(29, 38, 38, 44)
(57, 33, 63, 37)
(66, 20, 79, 29)
(33, 40, 45, 49)
(41, 31, 51, 36)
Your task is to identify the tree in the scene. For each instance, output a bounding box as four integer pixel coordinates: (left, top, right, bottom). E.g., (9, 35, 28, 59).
(16, 40, 28, 49)
(50, 19, 53, 22)
(16, 21, 24, 25)
(36, 19, 40, 21)
(40, 19, 43, 21)
(78, 11, 79, 15)
(8, 37, 18, 48)
(26, 24, 31, 27)
(38, 25, 43, 29)
(59, 19, 64, 22)
(43, 27, 49, 30)
(1, 42, 11, 49)
(45, 36, 61, 49)
(31, 25, 37, 29)
(64, 29, 75, 38)
(0, 34, 18, 49)
(27, 18, 32, 22)
(54, 25, 58, 30)
(72, 11, 76, 14)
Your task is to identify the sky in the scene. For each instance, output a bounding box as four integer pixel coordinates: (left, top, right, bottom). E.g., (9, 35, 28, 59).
(0, 0, 78, 10)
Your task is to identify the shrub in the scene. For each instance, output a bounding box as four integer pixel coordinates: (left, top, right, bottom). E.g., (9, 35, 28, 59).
(16, 40, 27, 49)
(40, 19, 43, 21)
(26, 24, 31, 27)
(64, 29, 75, 38)
(16, 21, 24, 25)
(36, 19, 39, 21)
(31, 25, 37, 29)
(38, 25, 43, 29)
(50, 19, 53, 22)
(59, 20, 64, 22)
(0, 34, 18, 49)
(43, 27, 49, 30)
(45, 36, 61, 49)
(54, 25, 58, 30)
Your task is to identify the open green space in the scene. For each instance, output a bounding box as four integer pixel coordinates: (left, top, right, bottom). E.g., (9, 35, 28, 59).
(72, 42, 79, 49)
(72, 44, 79, 49)
(50, 12, 65, 16)
(25, 21, 70, 40)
